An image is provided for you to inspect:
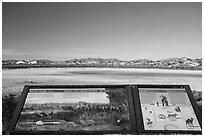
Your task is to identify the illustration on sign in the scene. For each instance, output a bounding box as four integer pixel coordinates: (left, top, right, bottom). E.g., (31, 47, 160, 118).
(139, 88, 201, 131)
(14, 88, 131, 132)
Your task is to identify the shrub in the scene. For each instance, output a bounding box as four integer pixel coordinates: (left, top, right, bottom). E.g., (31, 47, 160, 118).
(2, 94, 17, 134)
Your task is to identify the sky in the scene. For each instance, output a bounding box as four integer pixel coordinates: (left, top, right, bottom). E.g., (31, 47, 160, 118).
(2, 2, 202, 61)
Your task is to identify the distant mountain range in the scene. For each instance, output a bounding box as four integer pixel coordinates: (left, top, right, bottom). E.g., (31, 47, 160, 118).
(2, 57, 202, 70)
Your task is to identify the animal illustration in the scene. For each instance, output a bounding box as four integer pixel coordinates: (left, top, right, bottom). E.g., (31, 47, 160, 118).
(146, 118, 153, 126)
(186, 118, 194, 127)
(160, 95, 168, 106)
(167, 113, 177, 119)
(175, 107, 181, 112)
(159, 114, 166, 119)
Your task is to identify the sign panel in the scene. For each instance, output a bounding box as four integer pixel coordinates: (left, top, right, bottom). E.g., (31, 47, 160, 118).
(138, 88, 201, 131)
(6, 85, 201, 135)
(14, 88, 131, 133)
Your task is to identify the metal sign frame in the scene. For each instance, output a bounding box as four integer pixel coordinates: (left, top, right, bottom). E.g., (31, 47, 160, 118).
(6, 84, 202, 135)
(6, 85, 136, 135)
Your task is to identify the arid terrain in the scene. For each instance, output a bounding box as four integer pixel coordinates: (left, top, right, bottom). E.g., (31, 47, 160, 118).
(2, 68, 202, 95)
(2, 68, 202, 134)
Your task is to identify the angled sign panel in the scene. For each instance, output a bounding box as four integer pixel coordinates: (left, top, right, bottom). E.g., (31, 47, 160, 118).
(6, 85, 202, 135)
(133, 85, 202, 135)
(6, 85, 135, 135)
(139, 88, 201, 130)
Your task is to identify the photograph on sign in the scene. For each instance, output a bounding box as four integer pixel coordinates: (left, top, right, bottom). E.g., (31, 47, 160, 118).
(14, 88, 131, 132)
(138, 88, 201, 131)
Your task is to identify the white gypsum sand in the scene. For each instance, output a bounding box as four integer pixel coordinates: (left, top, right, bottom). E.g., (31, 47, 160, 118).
(2, 68, 202, 95)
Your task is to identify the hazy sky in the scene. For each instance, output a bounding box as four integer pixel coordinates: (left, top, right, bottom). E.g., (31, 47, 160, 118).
(2, 2, 202, 61)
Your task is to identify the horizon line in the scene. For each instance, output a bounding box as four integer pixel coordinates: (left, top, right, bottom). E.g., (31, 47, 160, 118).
(2, 56, 202, 62)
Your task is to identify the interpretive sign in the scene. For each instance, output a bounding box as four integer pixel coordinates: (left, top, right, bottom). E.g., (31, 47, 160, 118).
(139, 88, 201, 130)
(6, 85, 134, 135)
(133, 85, 202, 135)
(15, 88, 130, 132)
(6, 85, 201, 135)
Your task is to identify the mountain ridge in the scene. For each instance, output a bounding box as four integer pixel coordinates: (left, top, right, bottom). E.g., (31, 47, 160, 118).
(2, 57, 202, 70)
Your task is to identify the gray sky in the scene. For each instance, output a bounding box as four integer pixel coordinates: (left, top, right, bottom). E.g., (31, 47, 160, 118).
(2, 2, 202, 61)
